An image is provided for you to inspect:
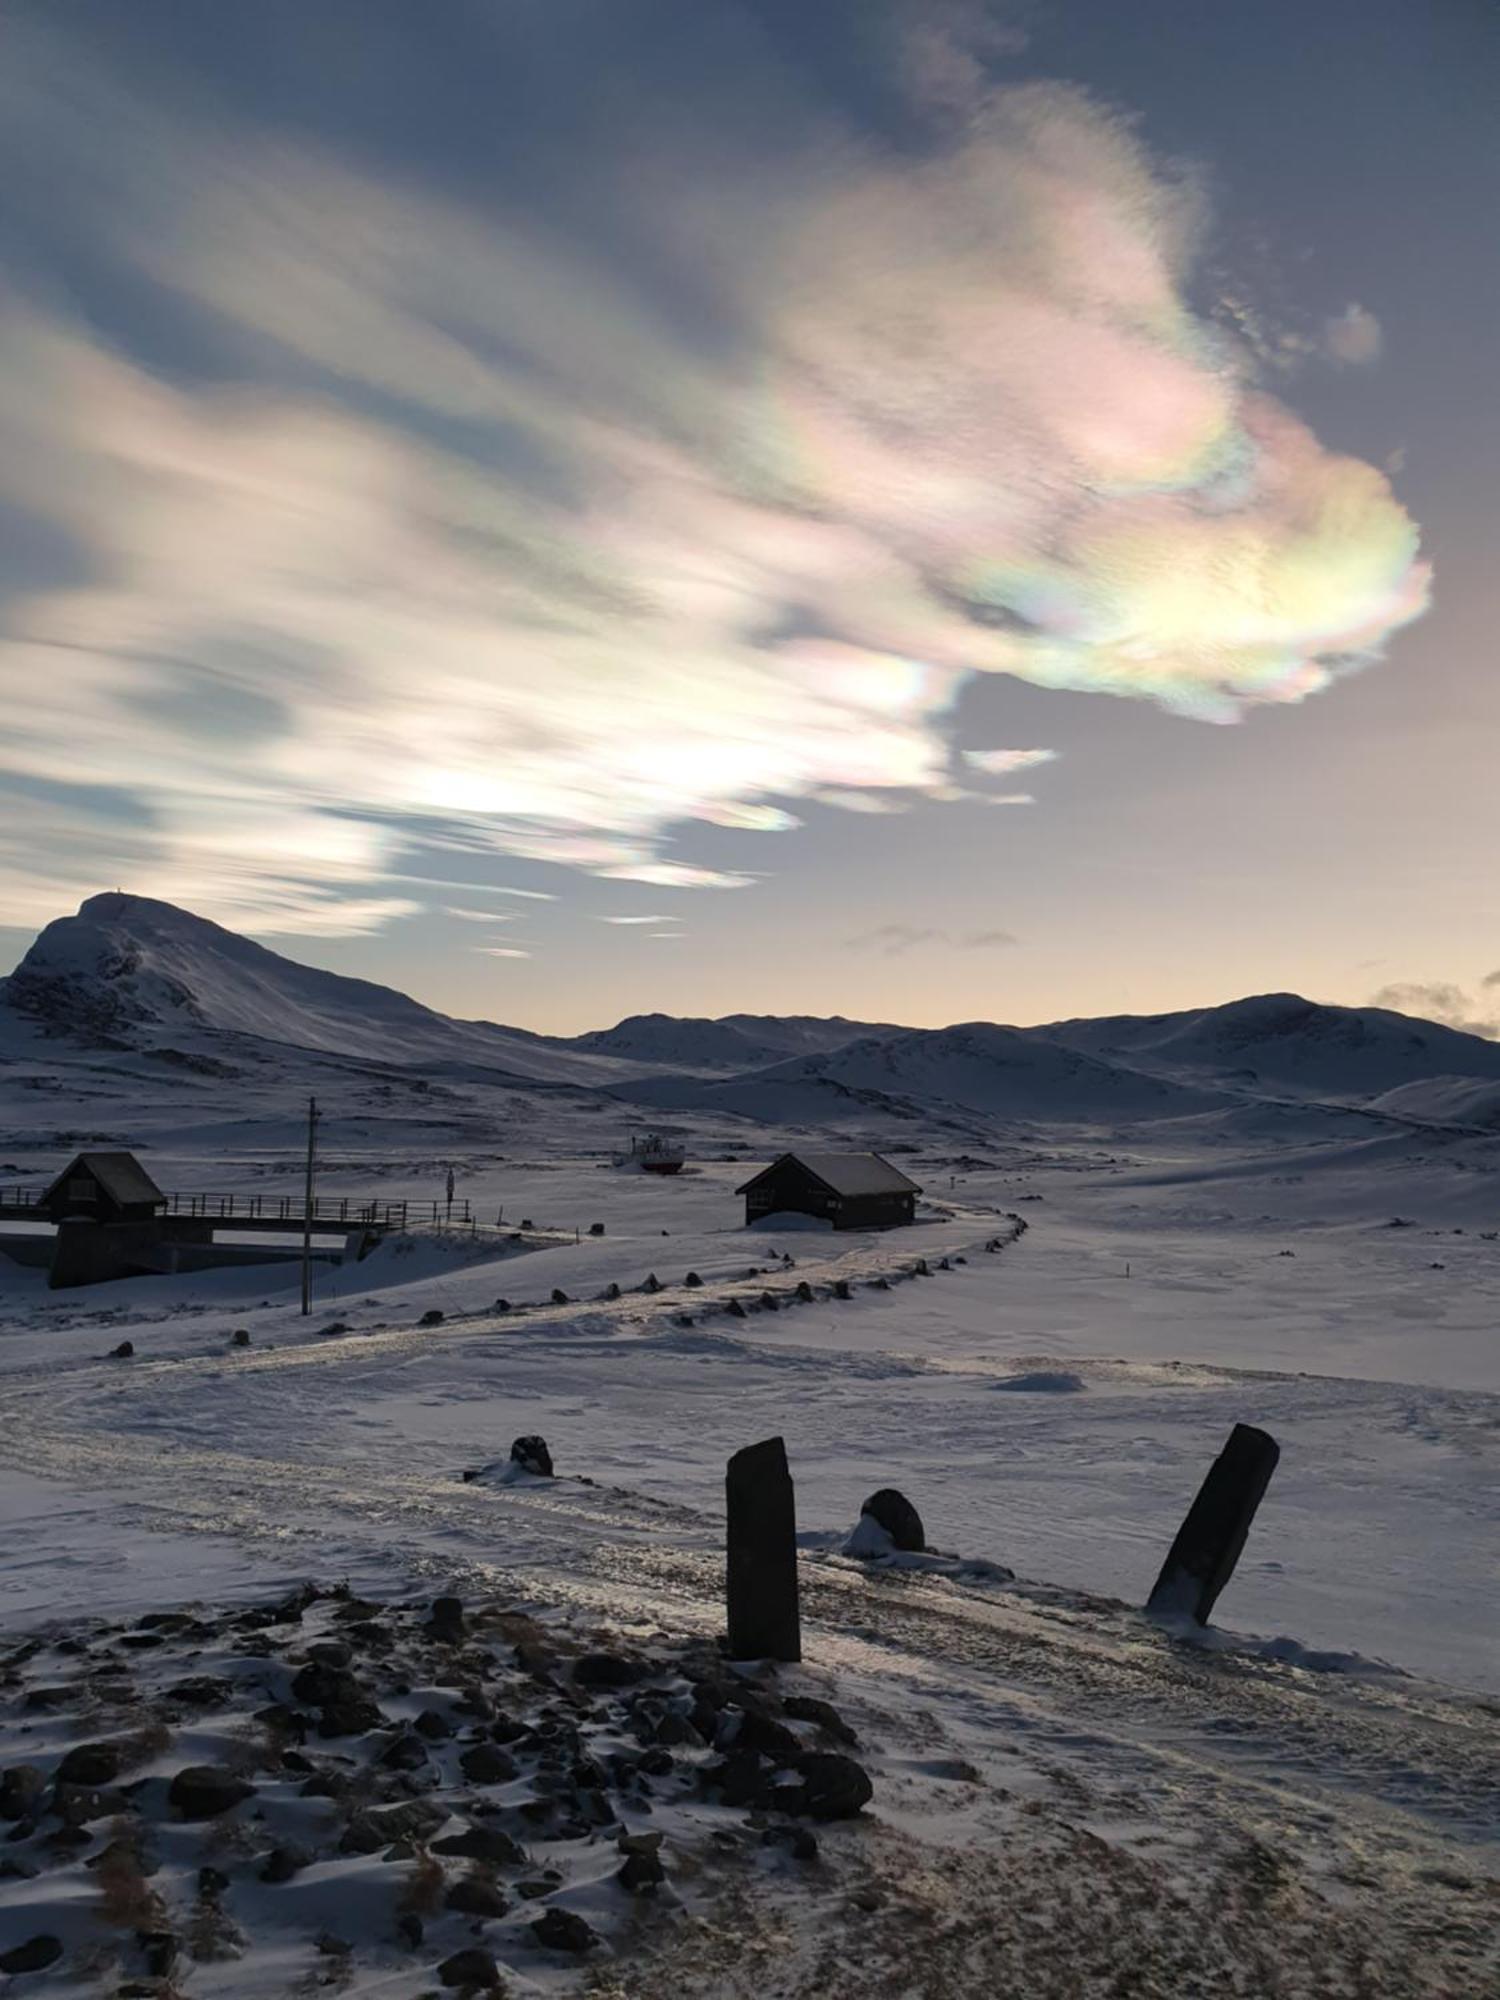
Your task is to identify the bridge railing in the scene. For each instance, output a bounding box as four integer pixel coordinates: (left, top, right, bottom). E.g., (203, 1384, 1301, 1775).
(0, 1186, 473, 1228)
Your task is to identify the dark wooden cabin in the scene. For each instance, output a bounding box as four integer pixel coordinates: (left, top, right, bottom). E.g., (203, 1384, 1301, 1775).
(38, 1151, 166, 1225)
(737, 1152, 920, 1231)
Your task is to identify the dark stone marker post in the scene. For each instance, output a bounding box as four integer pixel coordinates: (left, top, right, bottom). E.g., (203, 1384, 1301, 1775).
(1147, 1422, 1280, 1626)
(726, 1437, 802, 1662)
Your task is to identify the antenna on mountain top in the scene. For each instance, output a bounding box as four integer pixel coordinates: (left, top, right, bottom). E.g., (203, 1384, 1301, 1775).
(300, 1095, 320, 1316)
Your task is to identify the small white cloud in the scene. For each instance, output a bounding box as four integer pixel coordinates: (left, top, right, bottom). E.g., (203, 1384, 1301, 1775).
(962, 748, 1058, 775)
(595, 913, 672, 925)
(443, 905, 515, 922)
(598, 863, 756, 889)
(473, 944, 533, 958)
(1325, 303, 1383, 366)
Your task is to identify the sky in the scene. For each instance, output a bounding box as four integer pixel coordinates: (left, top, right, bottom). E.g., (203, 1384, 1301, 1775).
(1, 0, 1495, 1036)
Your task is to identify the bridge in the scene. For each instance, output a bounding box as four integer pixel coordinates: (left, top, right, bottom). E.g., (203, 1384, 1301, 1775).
(0, 1186, 472, 1232)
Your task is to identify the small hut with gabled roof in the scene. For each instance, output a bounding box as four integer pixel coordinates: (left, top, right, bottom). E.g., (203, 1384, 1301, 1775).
(39, 1151, 165, 1225)
(736, 1151, 920, 1231)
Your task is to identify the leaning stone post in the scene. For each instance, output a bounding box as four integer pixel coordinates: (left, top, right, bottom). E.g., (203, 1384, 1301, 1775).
(1147, 1423, 1280, 1626)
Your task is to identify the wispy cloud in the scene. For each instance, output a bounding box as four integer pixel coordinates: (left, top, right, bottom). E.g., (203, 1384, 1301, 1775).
(845, 924, 1018, 956)
(962, 748, 1058, 776)
(443, 906, 516, 923)
(0, 12, 1428, 933)
(595, 914, 673, 925)
(1371, 982, 1497, 1039)
(472, 945, 533, 959)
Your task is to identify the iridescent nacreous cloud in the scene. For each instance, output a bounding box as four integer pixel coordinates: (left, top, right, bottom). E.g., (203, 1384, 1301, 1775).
(0, 15, 1429, 932)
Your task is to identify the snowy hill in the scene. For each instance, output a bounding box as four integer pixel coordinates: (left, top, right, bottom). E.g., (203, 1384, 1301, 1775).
(1037, 992, 1500, 1102)
(621, 1020, 1230, 1128)
(569, 1010, 891, 1070)
(0, 893, 621, 1085)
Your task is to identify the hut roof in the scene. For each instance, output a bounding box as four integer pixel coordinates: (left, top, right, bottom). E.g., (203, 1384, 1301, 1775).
(42, 1151, 165, 1208)
(737, 1151, 920, 1198)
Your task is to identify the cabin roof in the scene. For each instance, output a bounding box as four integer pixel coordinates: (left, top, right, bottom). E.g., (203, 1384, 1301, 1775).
(42, 1150, 165, 1208)
(736, 1151, 921, 1198)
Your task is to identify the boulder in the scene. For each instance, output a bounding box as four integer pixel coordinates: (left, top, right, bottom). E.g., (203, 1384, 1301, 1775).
(510, 1435, 553, 1478)
(57, 1742, 123, 1788)
(780, 1751, 872, 1820)
(446, 1874, 510, 1918)
(167, 1766, 255, 1820)
(550, 1288, 570, 1305)
(574, 1651, 646, 1689)
(588, 1222, 605, 1236)
(427, 1594, 466, 1641)
(0, 1936, 63, 1976)
(617, 1848, 666, 1893)
(531, 1906, 599, 1953)
(230, 1328, 251, 1347)
(418, 1309, 444, 1327)
(0, 1765, 45, 1820)
(859, 1488, 926, 1553)
(438, 1947, 502, 1990)
(684, 1270, 703, 1287)
(459, 1742, 517, 1785)
(109, 1341, 135, 1359)
(259, 1843, 311, 1884)
(433, 1825, 525, 1866)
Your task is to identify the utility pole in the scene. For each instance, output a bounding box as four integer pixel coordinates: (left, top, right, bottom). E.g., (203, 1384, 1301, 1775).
(300, 1095, 320, 1316)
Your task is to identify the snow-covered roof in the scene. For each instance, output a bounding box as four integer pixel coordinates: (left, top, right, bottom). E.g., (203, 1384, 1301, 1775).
(43, 1150, 165, 1208)
(738, 1151, 920, 1197)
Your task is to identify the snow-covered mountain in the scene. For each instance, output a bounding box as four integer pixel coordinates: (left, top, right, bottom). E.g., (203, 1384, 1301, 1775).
(622, 1021, 1231, 1129)
(5, 897, 1499, 1132)
(1038, 992, 1500, 1100)
(0, 893, 620, 1085)
(568, 1010, 892, 1070)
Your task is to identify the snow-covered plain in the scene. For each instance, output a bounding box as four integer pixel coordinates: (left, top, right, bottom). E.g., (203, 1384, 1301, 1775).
(1, 896, 1496, 1995)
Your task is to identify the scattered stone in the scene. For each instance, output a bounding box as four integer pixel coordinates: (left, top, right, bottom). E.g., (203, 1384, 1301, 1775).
(414, 1709, 452, 1741)
(779, 1751, 873, 1820)
(167, 1766, 255, 1820)
(589, 1222, 605, 1236)
(197, 1866, 230, 1898)
(602, 1282, 621, 1301)
(684, 1270, 703, 1287)
(617, 1848, 666, 1893)
(418, 1309, 445, 1327)
(641, 1273, 662, 1293)
(433, 1824, 526, 1867)
(316, 1321, 349, 1338)
(459, 1742, 516, 1785)
(493, 1298, 511, 1313)
(869, 1276, 890, 1290)
(166, 1675, 231, 1708)
(531, 1906, 600, 1954)
(0, 1936, 63, 1975)
(759, 1291, 780, 1311)
(551, 1288, 570, 1305)
(510, 1435, 553, 1478)
(446, 1873, 509, 1918)
(109, 1340, 135, 1359)
(438, 1946, 502, 1989)
(794, 1280, 814, 1302)
(724, 1298, 747, 1319)
(783, 1695, 858, 1747)
(574, 1651, 647, 1690)
(395, 1911, 424, 1949)
(57, 1741, 122, 1788)
(319, 1695, 385, 1736)
(859, 1487, 926, 1553)
(674, 1312, 694, 1327)
(0, 1765, 45, 1819)
(316, 1933, 352, 1958)
(912, 1258, 930, 1276)
(230, 1328, 251, 1347)
(378, 1731, 428, 1772)
(762, 1824, 819, 1861)
(427, 1595, 466, 1641)
(135, 1930, 178, 1979)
